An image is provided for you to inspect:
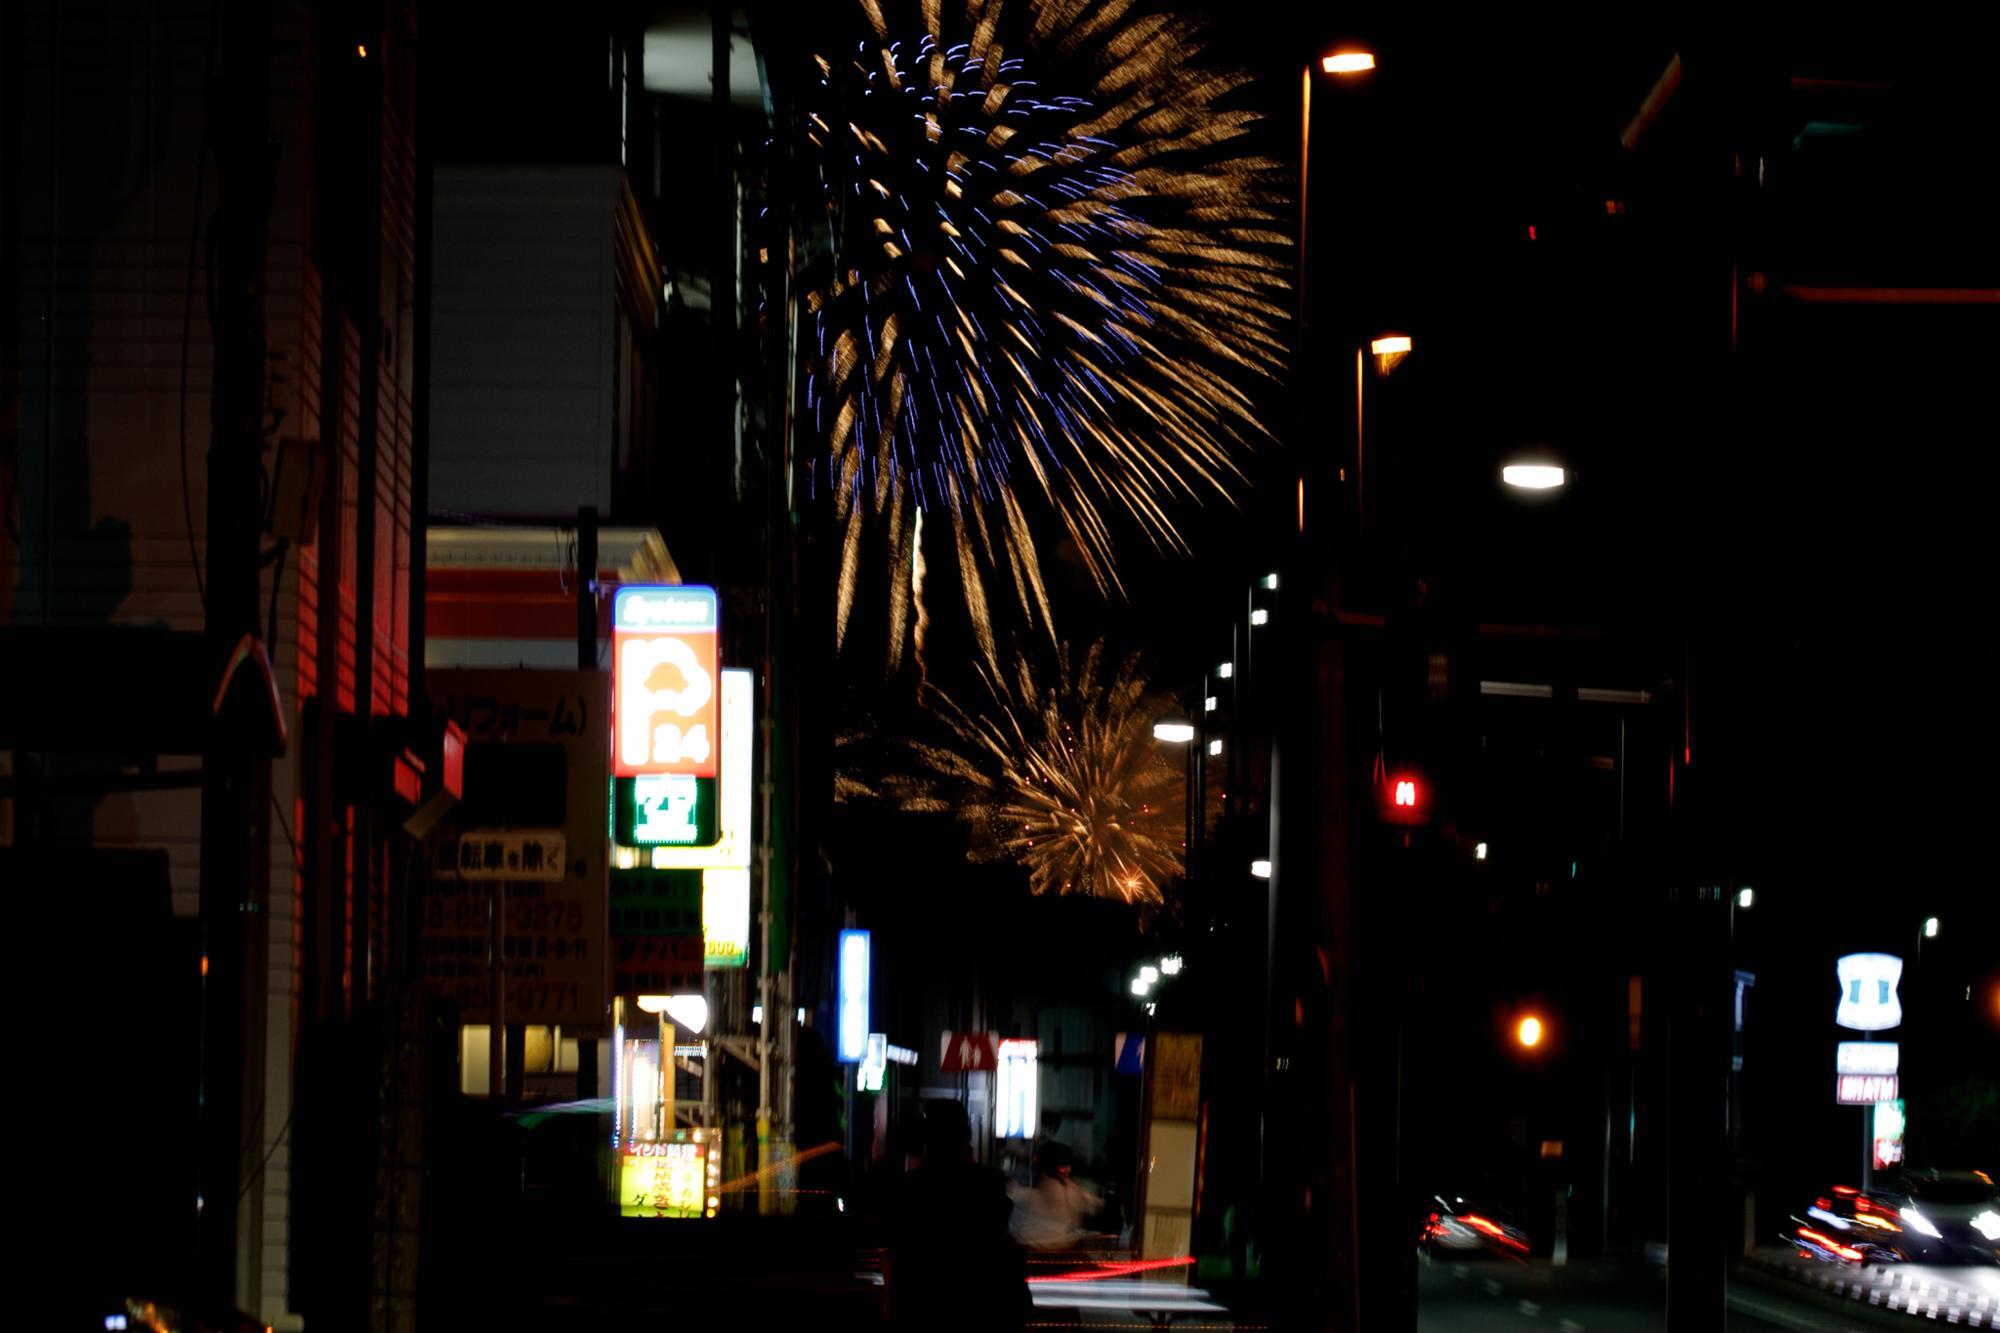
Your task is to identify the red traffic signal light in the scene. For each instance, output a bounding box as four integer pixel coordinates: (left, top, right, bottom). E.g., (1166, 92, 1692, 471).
(1378, 769, 1428, 825)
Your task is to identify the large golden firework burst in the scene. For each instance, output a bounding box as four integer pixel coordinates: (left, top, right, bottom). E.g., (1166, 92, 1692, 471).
(805, 0, 1290, 666)
(858, 641, 1187, 905)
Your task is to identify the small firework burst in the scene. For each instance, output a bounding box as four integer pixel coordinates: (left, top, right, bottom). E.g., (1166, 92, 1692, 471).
(854, 641, 1186, 905)
(805, 0, 1290, 665)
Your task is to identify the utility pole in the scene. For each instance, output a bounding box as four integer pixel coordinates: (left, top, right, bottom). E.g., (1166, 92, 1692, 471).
(576, 506, 600, 1102)
(196, 0, 275, 1317)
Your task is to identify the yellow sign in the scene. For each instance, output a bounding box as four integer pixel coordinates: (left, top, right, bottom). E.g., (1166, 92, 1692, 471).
(703, 867, 750, 969)
(620, 1140, 715, 1219)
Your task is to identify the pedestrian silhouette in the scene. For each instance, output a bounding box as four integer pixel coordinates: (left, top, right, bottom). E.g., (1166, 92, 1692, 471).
(885, 1099, 1030, 1330)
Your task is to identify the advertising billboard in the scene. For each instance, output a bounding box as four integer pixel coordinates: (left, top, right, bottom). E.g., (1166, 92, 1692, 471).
(420, 669, 609, 1027)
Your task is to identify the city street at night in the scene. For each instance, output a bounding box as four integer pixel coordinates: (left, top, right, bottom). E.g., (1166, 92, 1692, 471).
(8, 1, 1996, 1331)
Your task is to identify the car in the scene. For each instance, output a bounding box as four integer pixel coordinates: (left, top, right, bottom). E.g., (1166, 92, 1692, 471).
(1877, 1171, 2000, 1265)
(1785, 1184, 1910, 1265)
(1419, 1195, 1532, 1259)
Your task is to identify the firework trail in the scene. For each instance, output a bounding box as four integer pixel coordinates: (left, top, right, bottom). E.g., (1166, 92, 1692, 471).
(805, 0, 1290, 665)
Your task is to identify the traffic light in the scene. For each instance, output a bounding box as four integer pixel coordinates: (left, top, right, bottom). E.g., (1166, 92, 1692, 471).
(1378, 768, 1429, 825)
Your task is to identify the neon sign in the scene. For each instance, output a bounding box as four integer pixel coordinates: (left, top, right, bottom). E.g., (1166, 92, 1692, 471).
(837, 930, 870, 1063)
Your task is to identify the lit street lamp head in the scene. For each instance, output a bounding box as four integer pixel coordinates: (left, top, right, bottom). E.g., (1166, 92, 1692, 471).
(1370, 333, 1413, 376)
(1502, 463, 1566, 490)
(1322, 51, 1376, 74)
(1153, 721, 1196, 744)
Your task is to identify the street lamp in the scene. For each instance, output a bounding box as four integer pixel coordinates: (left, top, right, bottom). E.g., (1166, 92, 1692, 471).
(1153, 721, 1196, 744)
(1737, 887, 1755, 909)
(1251, 858, 1272, 879)
(1502, 462, 1567, 490)
(1502, 444, 1567, 490)
(1516, 1015, 1544, 1049)
(1923, 916, 1940, 938)
(1298, 46, 1381, 533)
(1370, 332, 1413, 375)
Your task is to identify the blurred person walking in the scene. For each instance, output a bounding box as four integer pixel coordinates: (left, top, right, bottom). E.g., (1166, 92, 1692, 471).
(1010, 1141, 1103, 1251)
(886, 1099, 1030, 1330)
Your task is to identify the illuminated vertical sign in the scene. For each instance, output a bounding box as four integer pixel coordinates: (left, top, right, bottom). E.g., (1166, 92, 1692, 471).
(837, 929, 870, 1063)
(996, 1039, 1040, 1139)
(614, 586, 719, 778)
(702, 867, 750, 970)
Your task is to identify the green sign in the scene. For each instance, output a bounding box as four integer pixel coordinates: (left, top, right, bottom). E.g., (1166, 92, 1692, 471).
(614, 776, 717, 847)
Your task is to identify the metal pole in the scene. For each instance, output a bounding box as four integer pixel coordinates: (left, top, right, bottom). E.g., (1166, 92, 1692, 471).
(575, 507, 600, 1101)
(196, 0, 274, 1314)
(489, 884, 504, 1100)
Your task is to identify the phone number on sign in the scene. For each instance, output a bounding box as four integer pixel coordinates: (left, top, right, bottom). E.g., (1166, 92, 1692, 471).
(443, 981, 582, 1018)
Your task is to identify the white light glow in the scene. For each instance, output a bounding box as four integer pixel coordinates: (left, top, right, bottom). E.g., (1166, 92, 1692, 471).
(1208, 738, 1223, 756)
(1972, 1210, 2000, 1241)
(1216, 662, 1234, 679)
(1139, 965, 1160, 985)
(838, 930, 871, 1063)
(1262, 573, 1279, 590)
(1924, 916, 1939, 938)
(1901, 1206, 1943, 1238)
(1153, 722, 1196, 743)
(1503, 464, 1566, 489)
(636, 993, 709, 1034)
(1475, 842, 1488, 861)
(1251, 859, 1272, 879)
(1737, 887, 1754, 909)
(1160, 954, 1184, 976)
(1322, 51, 1376, 73)
(751, 1004, 764, 1024)
(1251, 608, 1270, 625)
(1131, 977, 1151, 996)
(1204, 696, 1218, 712)
(1370, 335, 1413, 355)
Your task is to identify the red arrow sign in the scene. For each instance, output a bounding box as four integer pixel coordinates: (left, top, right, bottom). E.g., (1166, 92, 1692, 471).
(940, 1030, 999, 1072)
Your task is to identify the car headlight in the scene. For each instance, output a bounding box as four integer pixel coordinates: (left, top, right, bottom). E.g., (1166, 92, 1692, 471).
(1972, 1210, 2000, 1241)
(1900, 1206, 1943, 1238)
